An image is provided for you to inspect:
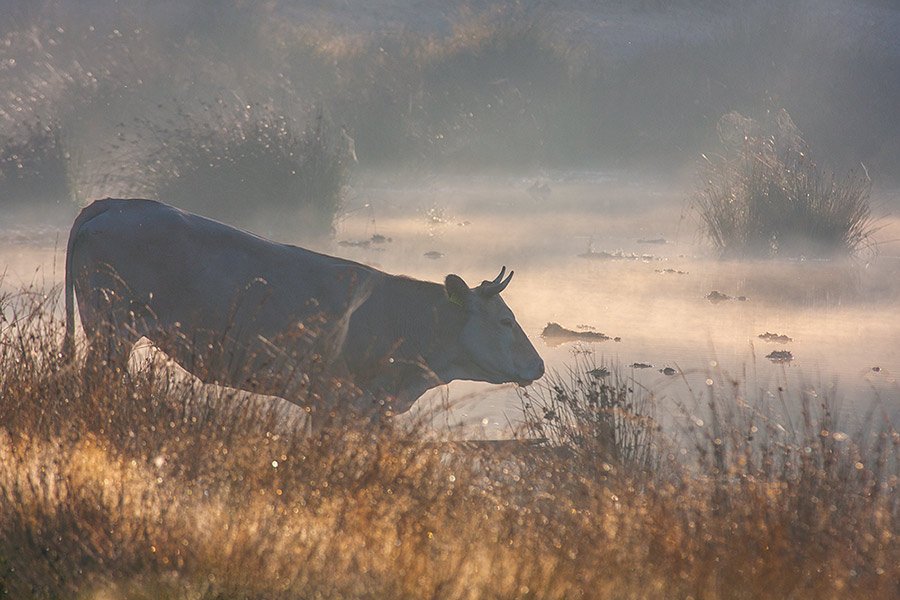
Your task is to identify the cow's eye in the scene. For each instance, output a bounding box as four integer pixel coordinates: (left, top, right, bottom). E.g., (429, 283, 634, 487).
(500, 318, 513, 327)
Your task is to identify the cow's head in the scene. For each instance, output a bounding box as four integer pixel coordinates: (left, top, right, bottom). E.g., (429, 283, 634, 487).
(445, 267, 544, 385)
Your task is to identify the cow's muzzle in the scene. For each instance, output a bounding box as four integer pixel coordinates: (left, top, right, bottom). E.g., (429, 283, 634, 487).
(517, 358, 545, 386)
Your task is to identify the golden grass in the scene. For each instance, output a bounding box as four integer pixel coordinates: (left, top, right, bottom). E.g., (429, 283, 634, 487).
(0, 287, 897, 599)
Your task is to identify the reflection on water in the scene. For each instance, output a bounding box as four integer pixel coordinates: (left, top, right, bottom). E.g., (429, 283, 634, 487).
(2, 174, 898, 436)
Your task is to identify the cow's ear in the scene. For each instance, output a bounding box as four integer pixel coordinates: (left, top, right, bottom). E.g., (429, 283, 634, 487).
(445, 274, 471, 308)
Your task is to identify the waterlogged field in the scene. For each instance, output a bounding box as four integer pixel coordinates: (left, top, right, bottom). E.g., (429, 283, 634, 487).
(2, 174, 899, 434)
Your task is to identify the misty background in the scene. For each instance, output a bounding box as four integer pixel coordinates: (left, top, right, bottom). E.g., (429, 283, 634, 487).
(2, 0, 900, 213)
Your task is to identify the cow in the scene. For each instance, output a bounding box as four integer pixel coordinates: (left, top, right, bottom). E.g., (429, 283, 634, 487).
(64, 199, 544, 427)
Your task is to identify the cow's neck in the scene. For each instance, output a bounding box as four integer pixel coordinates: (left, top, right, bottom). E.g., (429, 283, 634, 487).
(346, 274, 467, 411)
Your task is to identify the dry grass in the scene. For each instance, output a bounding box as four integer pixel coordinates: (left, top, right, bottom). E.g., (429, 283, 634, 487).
(520, 354, 659, 474)
(0, 287, 897, 599)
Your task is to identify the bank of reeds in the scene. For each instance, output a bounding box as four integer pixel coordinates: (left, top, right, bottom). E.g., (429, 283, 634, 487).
(0, 288, 896, 598)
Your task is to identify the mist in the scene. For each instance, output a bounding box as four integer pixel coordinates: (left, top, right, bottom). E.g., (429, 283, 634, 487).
(2, 0, 899, 428)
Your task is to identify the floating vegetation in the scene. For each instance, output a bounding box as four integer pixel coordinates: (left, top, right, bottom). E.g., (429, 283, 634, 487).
(759, 331, 793, 343)
(338, 234, 392, 249)
(659, 366, 677, 376)
(766, 350, 794, 363)
(339, 239, 373, 248)
(655, 268, 688, 275)
(541, 322, 616, 345)
(579, 249, 658, 262)
(423, 250, 444, 259)
(637, 237, 667, 244)
(706, 290, 748, 303)
(630, 362, 653, 369)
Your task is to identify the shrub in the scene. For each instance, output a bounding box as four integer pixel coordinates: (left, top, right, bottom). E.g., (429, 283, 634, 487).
(148, 105, 349, 237)
(695, 109, 876, 258)
(113, 103, 351, 238)
(0, 119, 71, 211)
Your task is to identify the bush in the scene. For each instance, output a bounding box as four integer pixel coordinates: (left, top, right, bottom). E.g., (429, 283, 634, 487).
(0, 119, 71, 211)
(695, 109, 876, 258)
(134, 104, 350, 238)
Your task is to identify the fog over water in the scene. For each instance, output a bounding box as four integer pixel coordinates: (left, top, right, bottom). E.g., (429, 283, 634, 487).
(3, 173, 899, 437)
(2, 0, 899, 436)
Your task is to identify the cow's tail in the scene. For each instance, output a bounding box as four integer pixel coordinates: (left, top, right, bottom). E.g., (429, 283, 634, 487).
(63, 199, 112, 363)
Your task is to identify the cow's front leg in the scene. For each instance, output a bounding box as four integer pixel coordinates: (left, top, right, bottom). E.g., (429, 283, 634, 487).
(306, 387, 393, 436)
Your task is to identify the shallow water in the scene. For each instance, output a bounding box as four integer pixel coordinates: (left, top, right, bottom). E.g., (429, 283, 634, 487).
(2, 173, 898, 437)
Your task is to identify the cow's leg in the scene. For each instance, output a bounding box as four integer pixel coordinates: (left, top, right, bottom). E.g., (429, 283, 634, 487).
(306, 388, 392, 436)
(78, 285, 141, 385)
(83, 326, 137, 381)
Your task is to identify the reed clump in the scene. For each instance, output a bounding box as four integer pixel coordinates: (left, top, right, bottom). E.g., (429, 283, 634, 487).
(695, 109, 877, 259)
(0, 288, 897, 599)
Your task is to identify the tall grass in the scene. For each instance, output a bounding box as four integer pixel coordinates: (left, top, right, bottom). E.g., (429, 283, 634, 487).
(1, 287, 897, 598)
(695, 109, 877, 258)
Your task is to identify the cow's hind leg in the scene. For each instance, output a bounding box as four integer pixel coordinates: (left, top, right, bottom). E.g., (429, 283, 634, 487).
(78, 288, 141, 388)
(83, 326, 138, 382)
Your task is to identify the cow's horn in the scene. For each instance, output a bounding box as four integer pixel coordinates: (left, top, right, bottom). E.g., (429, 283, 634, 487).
(478, 268, 514, 296)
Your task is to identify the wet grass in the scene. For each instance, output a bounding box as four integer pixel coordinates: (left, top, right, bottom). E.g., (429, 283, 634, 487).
(0, 287, 896, 599)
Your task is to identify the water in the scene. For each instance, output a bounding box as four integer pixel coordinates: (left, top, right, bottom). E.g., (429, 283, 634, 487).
(329, 173, 900, 434)
(2, 173, 898, 437)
